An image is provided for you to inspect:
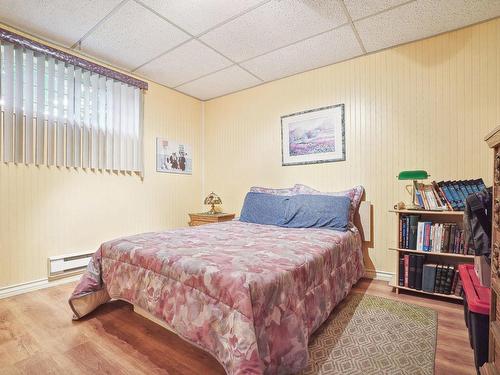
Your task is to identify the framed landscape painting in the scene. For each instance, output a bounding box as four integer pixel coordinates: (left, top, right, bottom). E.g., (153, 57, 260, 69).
(156, 138, 192, 175)
(281, 104, 345, 166)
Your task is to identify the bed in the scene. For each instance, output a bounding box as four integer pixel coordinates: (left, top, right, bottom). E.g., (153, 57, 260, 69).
(69, 188, 369, 375)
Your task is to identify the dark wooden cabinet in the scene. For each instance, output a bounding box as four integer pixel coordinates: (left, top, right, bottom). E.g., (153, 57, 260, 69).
(482, 126, 500, 375)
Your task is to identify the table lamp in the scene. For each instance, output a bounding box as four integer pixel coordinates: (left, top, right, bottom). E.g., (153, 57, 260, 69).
(397, 170, 429, 210)
(204, 192, 222, 215)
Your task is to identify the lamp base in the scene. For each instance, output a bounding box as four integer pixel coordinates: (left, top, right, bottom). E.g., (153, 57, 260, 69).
(407, 180, 423, 210)
(207, 204, 217, 215)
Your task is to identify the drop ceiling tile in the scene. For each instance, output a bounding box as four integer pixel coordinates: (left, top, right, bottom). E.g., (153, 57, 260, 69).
(241, 25, 363, 82)
(200, 0, 348, 62)
(343, 0, 410, 20)
(80, 0, 190, 70)
(355, 0, 500, 52)
(176, 65, 261, 100)
(138, 0, 266, 35)
(136, 40, 232, 87)
(0, 0, 122, 47)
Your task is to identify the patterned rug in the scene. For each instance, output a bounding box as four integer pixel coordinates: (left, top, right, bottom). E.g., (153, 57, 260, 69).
(300, 293, 437, 375)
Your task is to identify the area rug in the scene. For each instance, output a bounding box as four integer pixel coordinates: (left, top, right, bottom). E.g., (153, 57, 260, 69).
(300, 293, 437, 375)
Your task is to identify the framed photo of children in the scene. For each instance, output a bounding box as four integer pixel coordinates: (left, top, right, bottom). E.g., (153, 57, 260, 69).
(156, 138, 192, 175)
(281, 104, 345, 166)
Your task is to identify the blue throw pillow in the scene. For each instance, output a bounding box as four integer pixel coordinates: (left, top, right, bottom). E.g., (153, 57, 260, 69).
(239, 192, 351, 231)
(240, 192, 289, 226)
(284, 194, 351, 231)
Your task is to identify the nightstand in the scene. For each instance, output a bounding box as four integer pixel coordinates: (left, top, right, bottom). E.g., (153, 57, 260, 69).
(188, 212, 235, 226)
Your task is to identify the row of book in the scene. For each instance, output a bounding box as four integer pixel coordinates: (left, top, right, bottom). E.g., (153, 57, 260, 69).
(399, 215, 471, 254)
(398, 254, 463, 295)
(415, 179, 485, 211)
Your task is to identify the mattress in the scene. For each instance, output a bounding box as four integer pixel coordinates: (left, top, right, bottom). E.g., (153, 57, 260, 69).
(69, 220, 364, 374)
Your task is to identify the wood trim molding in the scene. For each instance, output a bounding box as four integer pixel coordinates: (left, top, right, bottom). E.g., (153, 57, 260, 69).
(364, 268, 394, 282)
(0, 274, 81, 299)
(0, 26, 148, 90)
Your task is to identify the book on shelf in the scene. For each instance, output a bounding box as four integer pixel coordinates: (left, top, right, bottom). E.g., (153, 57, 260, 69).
(401, 256, 461, 295)
(401, 216, 408, 249)
(451, 270, 459, 293)
(444, 266, 455, 294)
(398, 256, 405, 286)
(438, 265, 449, 294)
(415, 255, 424, 290)
(408, 255, 417, 289)
(404, 254, 409, 287)
(422, 264, 437, 293)
(454, 277, 463, 296)
(408, 215, 419, 250)
(432, 264, 443, 292)
(432, 181, 452, 210)
(398, 215, 472, 255)
(413, 178, 486, 211)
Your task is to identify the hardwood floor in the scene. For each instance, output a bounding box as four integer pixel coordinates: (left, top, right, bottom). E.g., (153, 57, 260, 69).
(0, 278, 476, 374)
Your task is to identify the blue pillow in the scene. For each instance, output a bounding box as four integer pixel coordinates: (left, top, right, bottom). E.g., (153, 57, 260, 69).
(240, 192, 289, 226)
(239, 192, 351, 231)
(285, 194, 351, 231)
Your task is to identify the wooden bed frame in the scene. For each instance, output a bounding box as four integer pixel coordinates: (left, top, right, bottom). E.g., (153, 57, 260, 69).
(134, 305, 174, 331)
(355, 201, 372, 242)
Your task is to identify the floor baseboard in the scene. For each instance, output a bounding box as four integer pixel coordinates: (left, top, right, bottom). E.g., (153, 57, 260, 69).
(0, 275, 81, 300)
(364, 268, 394, 282)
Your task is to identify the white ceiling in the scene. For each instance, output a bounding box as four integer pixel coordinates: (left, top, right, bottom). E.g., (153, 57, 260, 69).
(1, 0, 499, 100)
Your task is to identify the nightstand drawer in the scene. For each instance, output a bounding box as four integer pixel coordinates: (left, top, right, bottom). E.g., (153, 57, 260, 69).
(188, 213, 235, 226)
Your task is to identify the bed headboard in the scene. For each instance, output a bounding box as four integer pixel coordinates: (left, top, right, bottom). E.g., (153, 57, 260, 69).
(354, 201, 372, 242)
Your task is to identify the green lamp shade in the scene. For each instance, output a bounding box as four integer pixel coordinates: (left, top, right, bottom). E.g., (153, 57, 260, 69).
(397, 170, 429, 180)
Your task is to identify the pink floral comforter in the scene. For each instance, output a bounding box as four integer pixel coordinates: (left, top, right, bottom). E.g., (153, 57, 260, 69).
(69, 220, 364, 375)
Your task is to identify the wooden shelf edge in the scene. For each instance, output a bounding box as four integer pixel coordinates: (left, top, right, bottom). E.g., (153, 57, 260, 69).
(388, 247, 474, 259)
(390, 209, 464, 215)
(389, 278, 463, 301)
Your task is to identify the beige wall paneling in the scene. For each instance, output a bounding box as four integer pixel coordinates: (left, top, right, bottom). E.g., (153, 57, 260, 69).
(203, 18, 500, 276)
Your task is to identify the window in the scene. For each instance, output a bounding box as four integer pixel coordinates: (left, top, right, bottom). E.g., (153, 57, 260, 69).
(0, 41, 143, 174)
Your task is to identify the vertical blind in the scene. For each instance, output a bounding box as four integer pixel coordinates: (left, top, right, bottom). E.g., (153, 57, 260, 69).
(0, 41, 143, 174)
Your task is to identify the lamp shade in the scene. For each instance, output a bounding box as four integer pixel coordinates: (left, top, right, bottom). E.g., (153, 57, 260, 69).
(397, 170, 429, 180)
(204, 192, 222, 205)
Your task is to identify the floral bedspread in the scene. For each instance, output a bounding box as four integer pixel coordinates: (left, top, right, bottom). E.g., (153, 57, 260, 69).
(69, 220, 364, 375)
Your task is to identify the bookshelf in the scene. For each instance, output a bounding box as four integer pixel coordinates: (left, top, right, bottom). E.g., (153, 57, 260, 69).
(389, 209, 464, 216)
(389, 280, 464, 301)
(388, 247, 474, 259)
(389, 209, 473, 301)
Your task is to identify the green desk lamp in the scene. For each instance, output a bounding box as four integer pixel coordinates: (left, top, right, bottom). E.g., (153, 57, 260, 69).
(397, 170, 429, 210)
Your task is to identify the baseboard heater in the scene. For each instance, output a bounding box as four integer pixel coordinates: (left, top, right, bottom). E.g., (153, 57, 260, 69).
(47, 251, 92, 281)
